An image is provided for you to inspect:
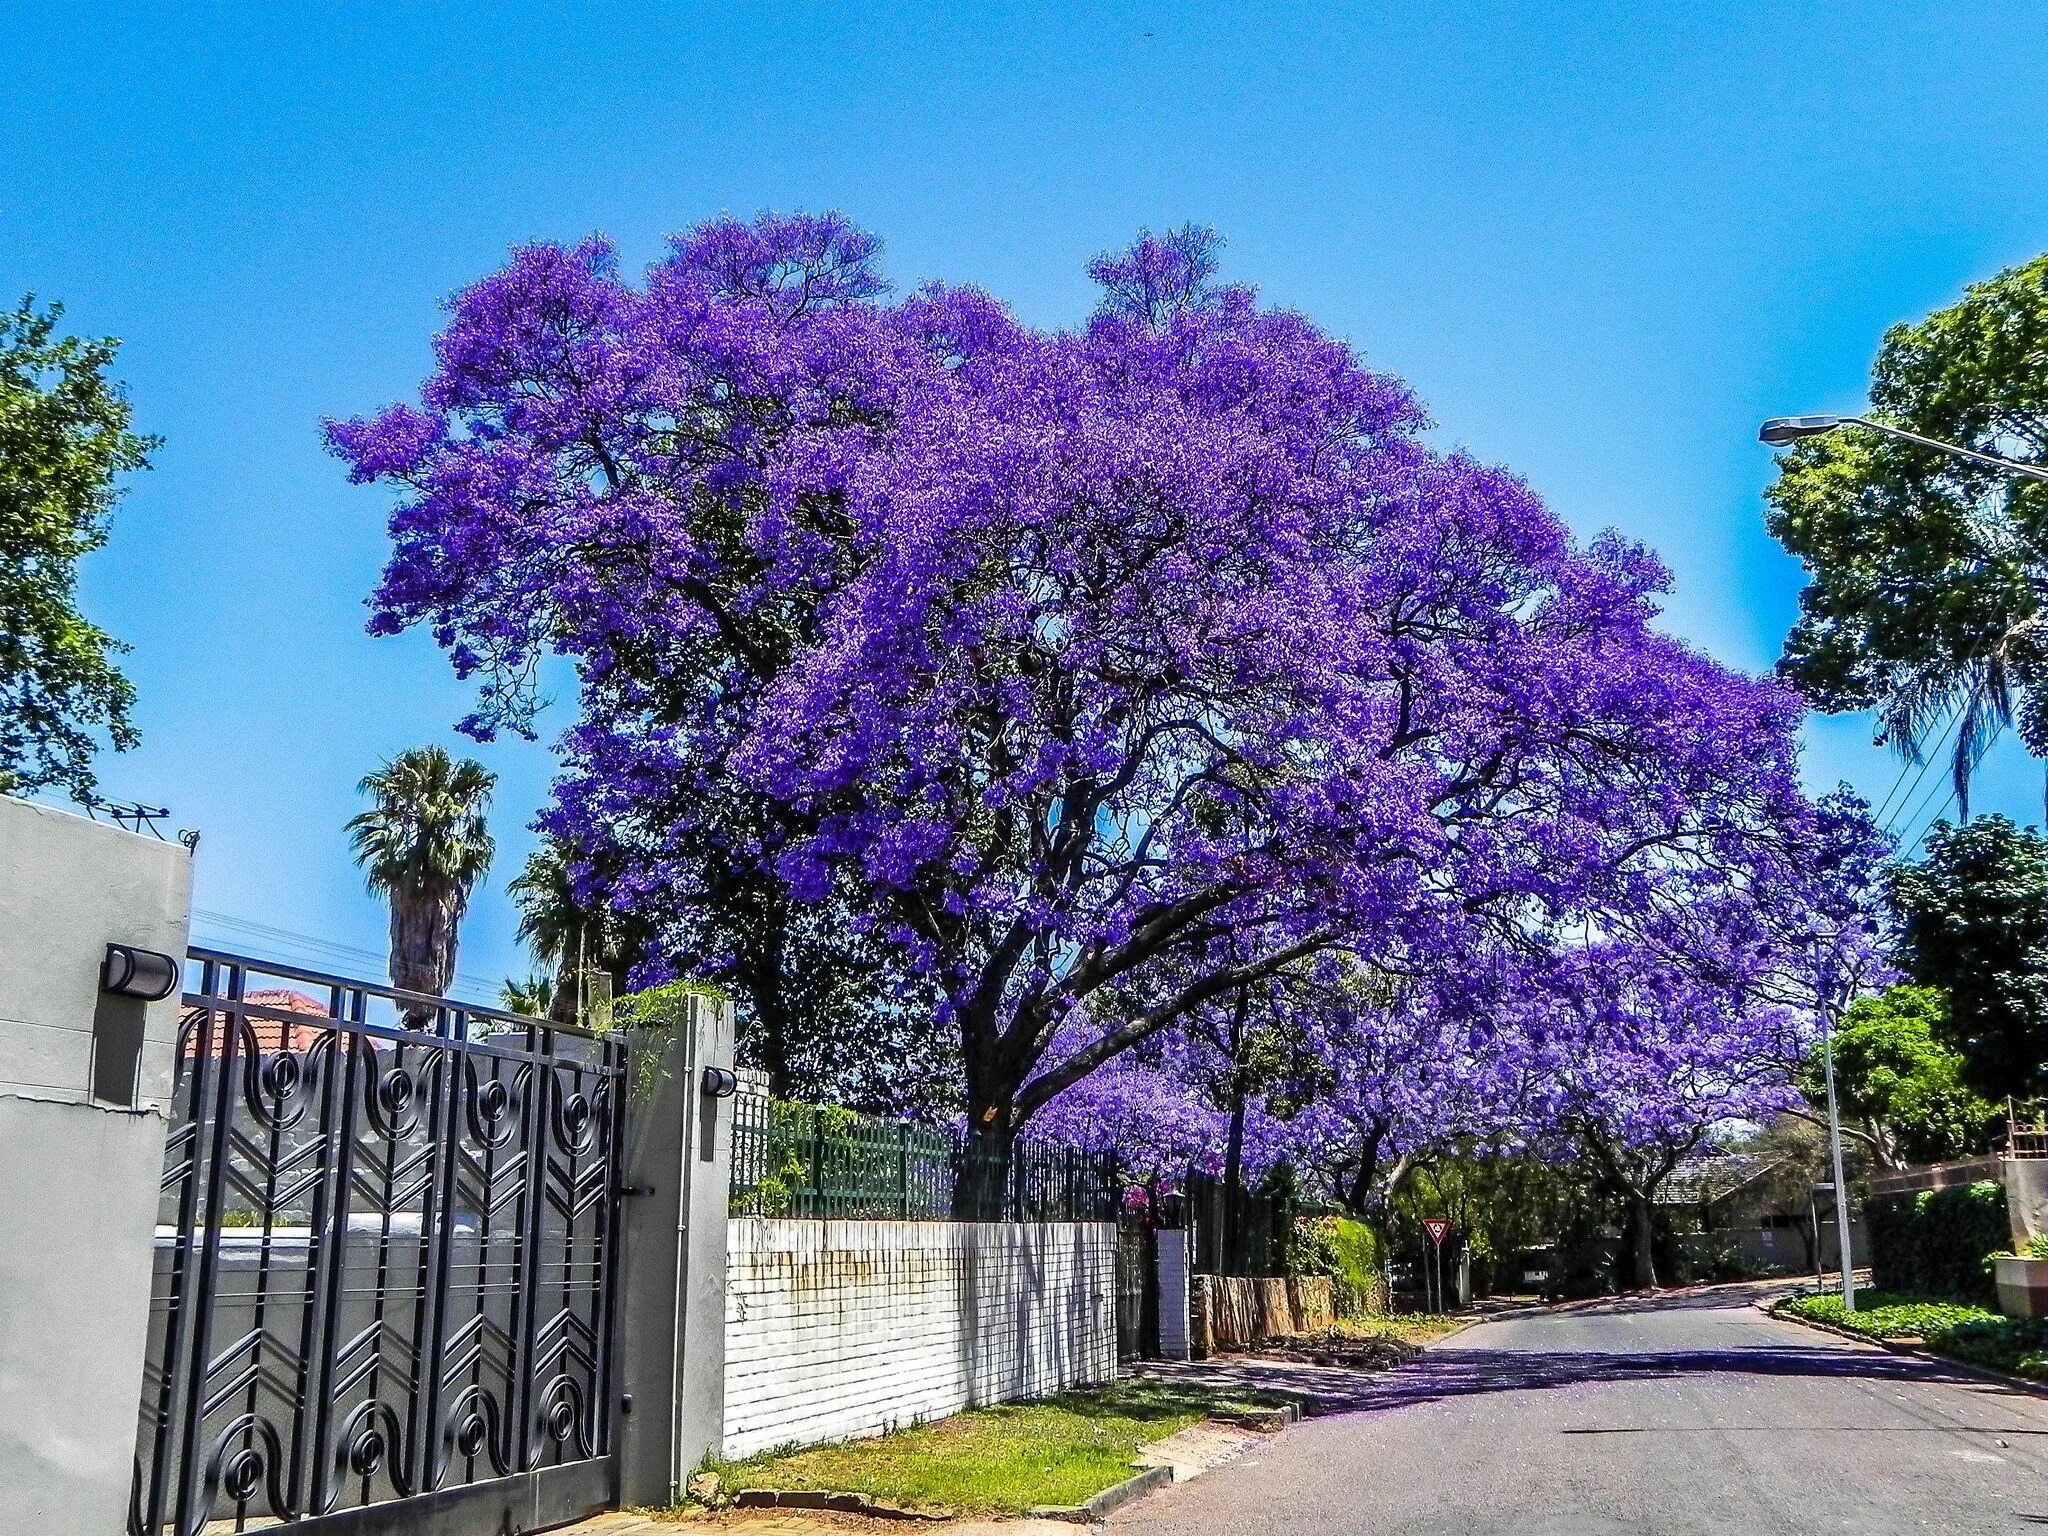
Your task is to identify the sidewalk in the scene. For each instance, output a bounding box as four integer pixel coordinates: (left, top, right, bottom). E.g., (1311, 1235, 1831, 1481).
(574, 1512, 1083, 1535)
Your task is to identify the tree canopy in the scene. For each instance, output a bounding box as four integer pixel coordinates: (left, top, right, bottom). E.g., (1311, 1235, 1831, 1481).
(0, 298, 154, 800)
(348, 745, 496, 1002)
(1766, 252, 2048, 817)
(1888, 815, 2048, 1103)
(1802, 984, 1997, 1167)
(335, 212, 1839, 1157)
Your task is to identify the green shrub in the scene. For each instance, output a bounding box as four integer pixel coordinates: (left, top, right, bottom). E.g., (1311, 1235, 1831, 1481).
(1782, 1289, 2048, 1379)
(1927, 1315, 2048, 1377)
(1291, 1215, 1383, 1316)
(1781, 1290, 1996, 1339)
(1864, 1180, 2007, 1305)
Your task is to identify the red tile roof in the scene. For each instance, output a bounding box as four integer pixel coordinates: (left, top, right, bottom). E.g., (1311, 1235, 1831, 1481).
(181, 988, 335, 1056)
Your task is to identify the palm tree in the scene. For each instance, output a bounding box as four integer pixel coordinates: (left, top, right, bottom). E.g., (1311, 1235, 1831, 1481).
(501, 973, 555, 1018)
(509, 838, 645, 1025)
(348, 746, 496, 1007)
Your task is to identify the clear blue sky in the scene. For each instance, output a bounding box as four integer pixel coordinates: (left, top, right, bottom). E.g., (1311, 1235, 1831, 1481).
(7, 3, 2047, 1002)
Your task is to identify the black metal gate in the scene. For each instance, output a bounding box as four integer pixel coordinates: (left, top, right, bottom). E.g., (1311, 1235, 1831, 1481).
(1114, 1217, 1163, 1362)
(131, 950, 628, 1536)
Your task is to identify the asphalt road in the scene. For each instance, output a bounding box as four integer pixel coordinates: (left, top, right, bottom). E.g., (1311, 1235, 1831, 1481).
(1110, 1287, 2048, 1535)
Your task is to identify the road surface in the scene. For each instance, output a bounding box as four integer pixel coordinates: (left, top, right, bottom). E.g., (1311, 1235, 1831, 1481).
(1112, 1287, 2048, 1535)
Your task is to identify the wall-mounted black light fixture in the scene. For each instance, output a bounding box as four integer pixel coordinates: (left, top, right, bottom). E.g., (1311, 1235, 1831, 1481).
(700, 1065, 739, 1099)
(101, 943, 181, 1002)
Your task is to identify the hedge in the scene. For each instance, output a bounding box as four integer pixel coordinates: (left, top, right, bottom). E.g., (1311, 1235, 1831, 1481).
(1290, 1215, 1385, 1316)
(1863, 1180, 2006, 1306)
(1934, 1316, 2048, 1377)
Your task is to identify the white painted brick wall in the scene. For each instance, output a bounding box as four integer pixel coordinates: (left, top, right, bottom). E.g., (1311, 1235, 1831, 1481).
(722, 1218, 1119, 1458)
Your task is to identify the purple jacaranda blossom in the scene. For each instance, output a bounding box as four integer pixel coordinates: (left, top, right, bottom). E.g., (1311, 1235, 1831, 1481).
(1022, 1020, 1229, 1181)
(1026, 794, 1891, 1239)
(333, 213, 1818, 1147)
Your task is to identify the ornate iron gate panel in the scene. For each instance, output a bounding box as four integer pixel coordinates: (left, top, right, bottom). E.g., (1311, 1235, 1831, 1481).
(131, 950, 627, 1536)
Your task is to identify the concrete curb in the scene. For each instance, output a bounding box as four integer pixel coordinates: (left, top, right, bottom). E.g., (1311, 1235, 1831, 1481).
(1211, 1401, 1303, 1431)
(729, 1488, 944, 1519)
(1027, 1463, 1174, 1523)
(1762, 1298, 2048, 1399)
(1027, 1402, 1304, 1522)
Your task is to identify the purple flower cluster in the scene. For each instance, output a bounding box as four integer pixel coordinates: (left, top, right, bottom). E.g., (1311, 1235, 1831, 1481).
(333, 212, 1861, 1164)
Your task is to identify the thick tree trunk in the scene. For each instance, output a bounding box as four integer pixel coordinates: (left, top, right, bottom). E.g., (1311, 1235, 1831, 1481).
(1220, 983, 1251, 1273)
(1383, 1152, 1416, 1205)
(547, 969, 579, 1026)
(955, 1121, 1016, 1220)
(961, 1005, 1016, 1136)
(389, 884, 459, 1028)
(1628, 1193, 1658, 1291)
(1223, 1091, 1247, 1274)
(1341, 1124, 1396, 1218)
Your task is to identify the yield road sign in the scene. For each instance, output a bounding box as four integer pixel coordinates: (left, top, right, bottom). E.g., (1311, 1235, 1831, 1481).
(1424, 1218, 1451, 1247)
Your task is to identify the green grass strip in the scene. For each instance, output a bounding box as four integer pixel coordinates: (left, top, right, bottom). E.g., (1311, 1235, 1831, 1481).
(698, 1377, 1293, 1516)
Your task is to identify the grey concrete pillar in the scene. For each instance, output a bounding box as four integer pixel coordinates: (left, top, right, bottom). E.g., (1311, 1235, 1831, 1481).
(0, 796, 194, 1536)
(2004, 1156, 2048, 1248)
(615, 991, 735, 1507)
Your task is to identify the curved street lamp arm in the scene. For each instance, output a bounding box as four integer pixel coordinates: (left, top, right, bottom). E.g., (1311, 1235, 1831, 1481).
(1843, 416, 2048, 484)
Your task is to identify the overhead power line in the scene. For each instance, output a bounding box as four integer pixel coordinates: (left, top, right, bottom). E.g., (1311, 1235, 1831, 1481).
(190, 907, 509, 1002)
(1871, 698, 1963, 828)
(1901, 786, 1961, 854)
(1897, 722, 2008, 854)
(1879, 707, 1967, 839)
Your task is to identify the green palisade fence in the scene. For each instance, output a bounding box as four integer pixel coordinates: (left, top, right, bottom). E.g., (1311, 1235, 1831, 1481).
(729, 1096, 1117, 1222)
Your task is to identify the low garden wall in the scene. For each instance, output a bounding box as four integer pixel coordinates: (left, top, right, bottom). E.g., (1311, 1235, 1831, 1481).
(1187, 1274, 1335, 1356)
(722, 1217, 1118, 1458)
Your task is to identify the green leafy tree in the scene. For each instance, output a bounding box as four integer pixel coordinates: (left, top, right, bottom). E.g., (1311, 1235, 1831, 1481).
(0, 298, 156, 799)
(1888, 817, 2048, 1102)
(1798, 985, 1999, 1167)
(347, 746, 496, 1005)
(1766, 253, 2048, 815)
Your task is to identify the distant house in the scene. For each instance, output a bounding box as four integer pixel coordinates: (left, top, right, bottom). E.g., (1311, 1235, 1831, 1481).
(1657, 1150, 1769, 1213)
(181, 988, 334, 1055)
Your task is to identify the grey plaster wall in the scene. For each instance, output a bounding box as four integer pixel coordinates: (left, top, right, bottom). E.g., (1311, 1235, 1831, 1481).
(614, 993, 735, 1507)
(0, 796, 194, 1536)
(2005, 1157, 2048, 1247)
(0, 796, 192, 1111)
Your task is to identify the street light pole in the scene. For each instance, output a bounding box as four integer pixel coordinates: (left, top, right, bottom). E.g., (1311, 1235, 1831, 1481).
(1759, 413, 2048, 484)
(1756, 405, 2048, 1310)
(1816, 1003, 1857, 1312)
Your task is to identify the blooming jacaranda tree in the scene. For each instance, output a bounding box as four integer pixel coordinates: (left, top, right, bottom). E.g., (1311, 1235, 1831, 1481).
(1256, 956, 1545, 1217)
(332, 213, 1814, 1154)
(1513, 942, 1805, 1290)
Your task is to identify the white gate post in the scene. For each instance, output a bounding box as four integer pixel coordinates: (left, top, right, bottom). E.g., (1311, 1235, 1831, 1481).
(615, 991, 735, 1507)
(0, 797, 194, 1536)
(1154, 1227, 1193, 1361)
